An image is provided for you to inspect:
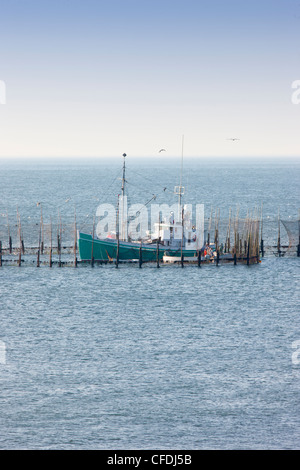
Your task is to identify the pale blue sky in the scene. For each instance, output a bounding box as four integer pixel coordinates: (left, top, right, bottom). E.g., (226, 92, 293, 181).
(0, 0, 299, 158)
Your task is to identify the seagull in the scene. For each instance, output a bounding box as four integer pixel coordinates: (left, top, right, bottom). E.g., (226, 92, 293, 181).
(227, 138, 240, 141)
(159, 149, 166, 153)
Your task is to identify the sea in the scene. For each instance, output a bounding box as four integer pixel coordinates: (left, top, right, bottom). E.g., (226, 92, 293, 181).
(0, 157, 299, 450)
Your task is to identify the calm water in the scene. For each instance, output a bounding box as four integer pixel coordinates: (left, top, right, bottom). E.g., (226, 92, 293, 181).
(0, 158, 299, 449)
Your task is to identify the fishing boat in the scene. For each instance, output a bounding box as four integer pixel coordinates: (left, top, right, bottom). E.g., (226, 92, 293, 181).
(78, 152, 209, 263)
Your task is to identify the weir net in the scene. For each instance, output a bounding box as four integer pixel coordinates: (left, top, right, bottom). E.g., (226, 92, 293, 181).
(0, 213, 298, 257)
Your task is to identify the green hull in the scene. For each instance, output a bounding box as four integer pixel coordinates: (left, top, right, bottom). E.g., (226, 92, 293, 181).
(78, 232, 199, 262)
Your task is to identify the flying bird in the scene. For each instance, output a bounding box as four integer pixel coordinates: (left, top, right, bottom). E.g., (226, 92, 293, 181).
(227, 138, 240, 141)
(159, 149, 166, 152)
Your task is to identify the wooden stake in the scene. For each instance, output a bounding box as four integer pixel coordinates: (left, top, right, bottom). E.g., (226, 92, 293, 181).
(277, 208, 281, 256)
(40, 205, 44, 254)
(227, 208, 231, 252)
(156, 216, 160, 268)
(297, 210, 300, 257)
(181, 206, 184, 268)
(0, 241, 2, 267)
(37, 214, 41, 267)
(55, 212, 62, 267)
(139, 243, 142, 268)
(156, 239, 160, 268)
(260, 203, 264, 257)
(36, 218, 41, 268)
(247, 234, 250, 266)
(17, 208, 21, 267)
(74, 208, 77, 268)
(116, 196, 120, 268)
(7, 211, 12, 254)
(49, 217, 52, 267)
(207, 206, 212, 246)
(91, 216, 95, 267)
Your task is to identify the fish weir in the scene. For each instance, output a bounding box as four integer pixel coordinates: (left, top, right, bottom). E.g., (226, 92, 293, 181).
(0, 208, 299, 267)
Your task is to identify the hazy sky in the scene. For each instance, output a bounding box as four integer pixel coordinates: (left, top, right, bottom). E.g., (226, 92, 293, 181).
(0, 0, 299, 159)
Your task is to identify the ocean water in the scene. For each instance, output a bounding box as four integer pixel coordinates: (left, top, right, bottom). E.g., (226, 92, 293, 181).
(0, 157, 299, 449)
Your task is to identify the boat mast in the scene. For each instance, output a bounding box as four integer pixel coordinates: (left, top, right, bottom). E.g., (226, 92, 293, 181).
(121, 153, 126, 241)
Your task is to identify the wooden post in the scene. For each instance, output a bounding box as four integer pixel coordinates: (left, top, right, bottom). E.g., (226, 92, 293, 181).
(74, 208, 77, 268)
(37, 215, 41, 267)
(49, 217, 52, 267)
(57, 232, 60, 266)
(139, 217, 143, 268)
(247, 234, 250, 266)
(156, 216, 160, 268)
(116, 196, 119, 268)
(0, 241, 2, 267)
(227, 208, 231, 252)
(255, 212, 260, 263)
(297, 210, 300, 257)
(91, 217, 95, 267)
(116, 238, 119, 268)
(40, 205, 44, 255)
(7, 212, 12, 253)
(139, 243, 142, 268)
(181, 207, 184, 268)
(17, 208, 22, 267)
(233, 211, 237, 261)
(217, 208, 220, 251)
(260, 203, 264, 257)
(277, 208, 281, 256)
(214, 209, 218, 248)
(197, 249, 201, 267)
(234, 251, 237, 265)
(207, 206, 212, 246)
(56, 210, 62, 267)
(216, 249, 219, 266)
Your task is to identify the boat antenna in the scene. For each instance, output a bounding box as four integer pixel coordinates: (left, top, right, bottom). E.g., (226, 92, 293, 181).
(180, 134, 184, 192)
(174, 135, 185, 219)
(121, 153, 126, 197)
(180, 134, 184, 208)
